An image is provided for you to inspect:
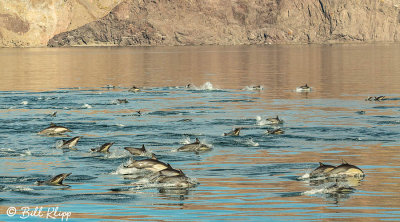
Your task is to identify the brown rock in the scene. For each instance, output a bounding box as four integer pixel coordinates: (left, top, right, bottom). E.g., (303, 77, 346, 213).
(2, 0, 400, 47)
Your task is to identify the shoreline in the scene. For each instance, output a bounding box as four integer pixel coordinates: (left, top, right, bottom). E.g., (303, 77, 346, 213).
(1, 41, 400, 49)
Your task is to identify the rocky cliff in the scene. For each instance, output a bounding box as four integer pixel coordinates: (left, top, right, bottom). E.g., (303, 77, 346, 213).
(1, 0, 400, 47)
(0, 0, 122, 47)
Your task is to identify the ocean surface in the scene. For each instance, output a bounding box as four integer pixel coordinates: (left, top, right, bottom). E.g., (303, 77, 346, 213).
(0, 45, 400, 221)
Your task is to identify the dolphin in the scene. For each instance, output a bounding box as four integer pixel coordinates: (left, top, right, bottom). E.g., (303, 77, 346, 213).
(50, 111, 57, 117)
(38, 123, 71, 136)
(266, 116, 284, 125)
(117, 99, 128, 104)
(177, 138, 212, 153)
(251, 85, 263, 90)
(366, 96, 385, 101)
(296, 83, 311, 92)
(185, 83, 194, 89)
(158, 175, 197, 188)
(158, 167, 185, 177)
(60, 136, 82, 149)
(36, 173, 71, 186)
(124, 144, 149, 156)
(327, 160, 364, 177)
(125, 154, 169, 172)
(91, 142, 114, 153)
(128, 86, 140, 92)
(149, 165, 185, 182)
(224, 127, 241, 136)
(266, 128, 284, 135)
(310, 162, 336, 178)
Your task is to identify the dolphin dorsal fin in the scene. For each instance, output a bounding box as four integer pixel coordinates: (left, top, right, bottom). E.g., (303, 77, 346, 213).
(342, 159, 348, 164)
(319, 162, 324, 166)
(195, 138, 200, 144)
(101, 143, 114, 152)
(141, 144, 146, 151)
(151, 153, 157, 160)
(50, 173, 71, 185)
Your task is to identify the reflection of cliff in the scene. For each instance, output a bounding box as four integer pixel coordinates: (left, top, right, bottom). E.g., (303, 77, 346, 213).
(1, 0, 400, 47)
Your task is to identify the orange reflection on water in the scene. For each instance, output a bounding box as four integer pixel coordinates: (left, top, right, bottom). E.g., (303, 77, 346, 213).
(1, 45, 400, 98)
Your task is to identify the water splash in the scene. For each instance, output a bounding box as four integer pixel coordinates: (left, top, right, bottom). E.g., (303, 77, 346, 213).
(244, 138, 259, 147)
(81, 104, 92, 109)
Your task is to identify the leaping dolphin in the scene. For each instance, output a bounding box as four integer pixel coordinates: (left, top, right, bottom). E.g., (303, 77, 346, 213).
(149, 165, 185, 182)
(125, 154, 169, 172)
(310, 162, 335, 178)
(38, 123, 71, 136)
(266, 116, 284, 125)
(36, 173, 71, 186)
(60, 136, 82, 149)
(327, 160, 364, 177)
(177, 138, 212, 153)
(91, 142, 114, 153)
(124, 144, 149, 156)
(224, 128, 241, 136)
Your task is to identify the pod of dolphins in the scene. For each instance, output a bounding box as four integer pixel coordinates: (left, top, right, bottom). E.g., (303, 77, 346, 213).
(33, 84, 368, 196)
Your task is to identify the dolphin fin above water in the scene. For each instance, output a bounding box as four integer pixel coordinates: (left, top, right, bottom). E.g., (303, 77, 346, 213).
(91, 142, 114, 153)
(224, 128, 241, 136)
(60, 136, 82, 149)
(124, 144, 148, 156)
(37, 173, 71, 186)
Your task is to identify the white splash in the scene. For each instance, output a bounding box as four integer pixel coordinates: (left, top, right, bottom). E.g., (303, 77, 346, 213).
(188, 82, 219, 90)
(104, 149, 131, 159)
(8, 185, 34, 192)
(82, 104, 92, 109)
(302, 188, 326, 195)
(245, 138, 259, 147)
(55, 140, 65, 149)
(180, 136, 192, 145)
(21, 101, 28, 105)
(255, 116, 268, 126)
(20, 150, 32, 156)
(242, 85, 264, 91)
(299, 173, 311, 180)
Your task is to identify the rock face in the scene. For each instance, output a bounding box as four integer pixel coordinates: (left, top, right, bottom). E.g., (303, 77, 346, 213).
(0, 0, 122, 47)
(2, 0, 400, 47)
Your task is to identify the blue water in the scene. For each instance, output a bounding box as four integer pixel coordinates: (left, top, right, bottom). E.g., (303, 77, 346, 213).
(1, 45, 400, 221)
